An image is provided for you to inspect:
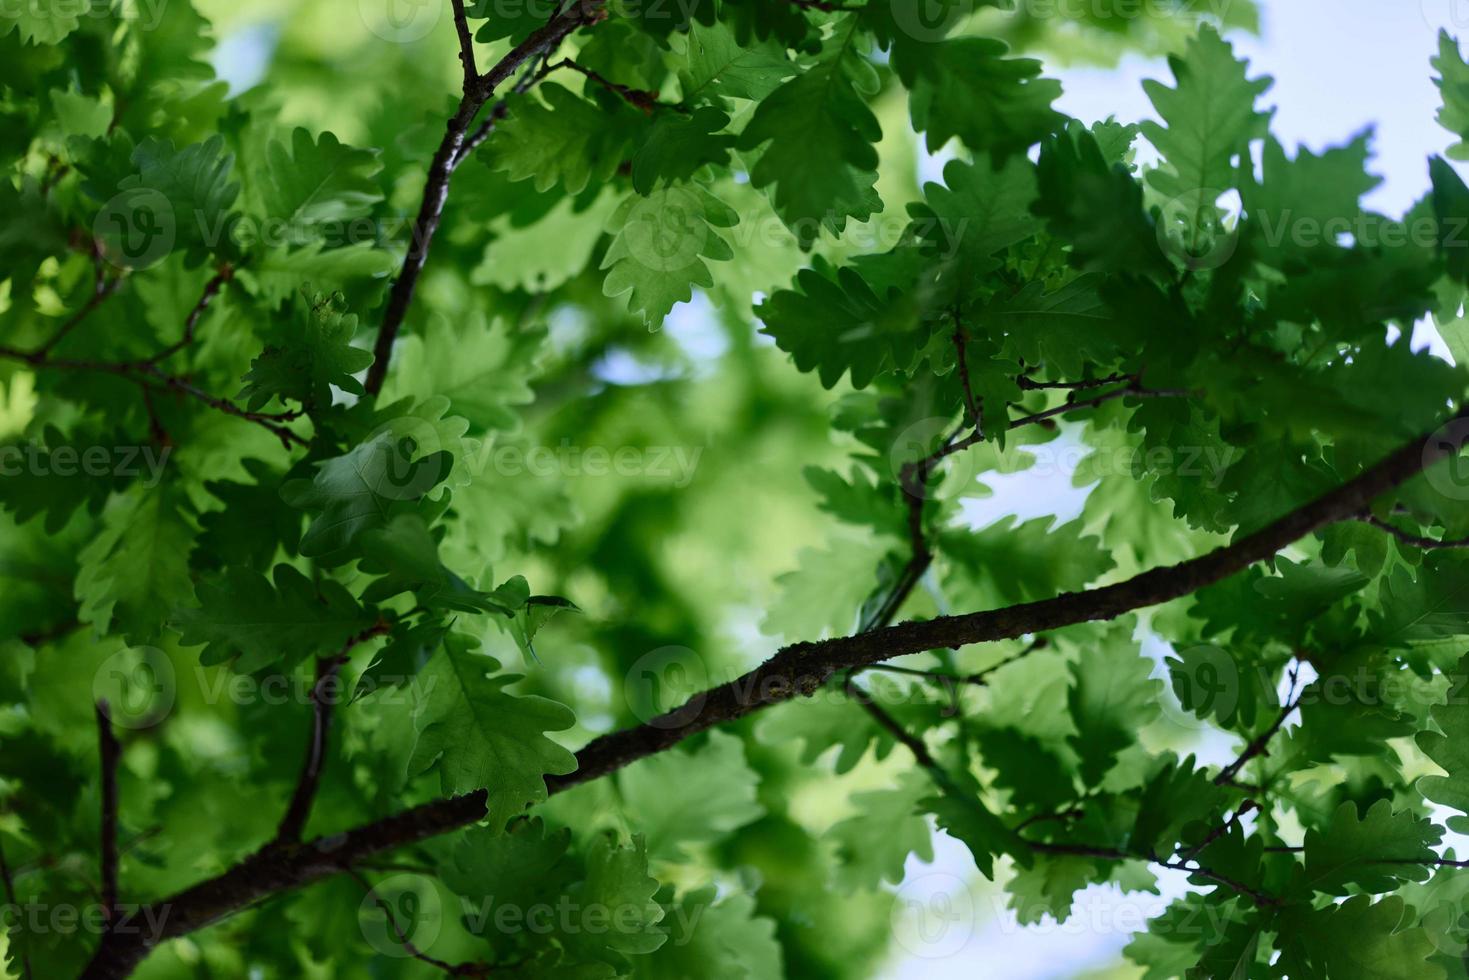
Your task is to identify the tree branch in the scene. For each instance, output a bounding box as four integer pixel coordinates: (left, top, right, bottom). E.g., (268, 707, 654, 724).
(1214, 661, 1303, 787)
(96, 702, 121, 925)
(1355, 512, 1469, 550)
(274, 623, 391, 845)
(364, 0, 602, 396)
(79, 410, 1469, 976)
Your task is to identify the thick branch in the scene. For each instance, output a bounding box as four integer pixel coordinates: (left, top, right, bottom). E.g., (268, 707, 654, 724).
(80, 409, 1468, 977)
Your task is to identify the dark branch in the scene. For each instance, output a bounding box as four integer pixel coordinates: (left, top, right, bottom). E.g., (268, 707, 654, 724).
(274, 623, 391, 845)
(364, 0, 602, 396)
(1215, 662, 1303, 787)
(78, 409, 1469, 976)
(1356, 512, 1469, 550)
(96, 702, 121, 925)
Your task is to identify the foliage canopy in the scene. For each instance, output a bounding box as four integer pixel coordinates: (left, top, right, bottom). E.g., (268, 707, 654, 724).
(6, 1, 1469, 977)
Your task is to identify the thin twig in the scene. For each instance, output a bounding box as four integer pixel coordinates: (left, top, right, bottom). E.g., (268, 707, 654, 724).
(274, 623, 390, 845)
(1017, 373, 1133, 392)
(952, 313, 980, 434)
(365, 0, 599, 395)
(1355, 512, 1469, 550)
(1026, 840, 1279, 907)
(37, 258, 118, 356)
(96, 703, 121, 925)
(346, 869, 491, 976)
(1179, 800, 1258, 862)
(1007, 383, 1192, 431)
(864, 636, 1049, 688)
(146, 265, 232, 365)
(546, 58, 683, 114)
(450, 0, 479, 87)
(1215, 662, 1302, 787)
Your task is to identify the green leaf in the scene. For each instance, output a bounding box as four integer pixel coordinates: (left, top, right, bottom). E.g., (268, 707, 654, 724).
(408, 633, 577, 822)
(737, 16, 882, 247)
(357, 512, 524, 614)
(1141, 25, 1273, 208)
(557, 835, 667, 964)
(259, 127, 383, 236)
(756, 249, 931, 389)
(681, 20, 792, 102)
(485, 83, 640, 195)
(0, 0, 79, 45)
(116, 135, 240, 264)
(1278, 895, 1446, 980)
(907, 153, 1040, 284)
(902, 38, 1063, 157)
(1435, 31, 1469, 161)
(1066, 624, 1161, 786)
(617, 731, 763, 860)
(280, 431, 454, 557)
(1418, 653, 1469, 833)
(634, 887, 781, 980)
(75, 483, 196, 643)
(631, 108, 734, 195)
(443, 817, 576, 920)
(825, 771, 933, 889)
(173, 564, 375, 672)
(939, 516, 1115, 610)
(1299, 799, 1441, 896)
(237, 289, 374, 411)
(601, 185, 738, 327)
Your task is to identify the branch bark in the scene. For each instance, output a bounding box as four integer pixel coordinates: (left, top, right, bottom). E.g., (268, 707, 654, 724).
(96, 702, 121, 925)
(78, 407, 1467, 978)
(363, 0, 602, 396)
